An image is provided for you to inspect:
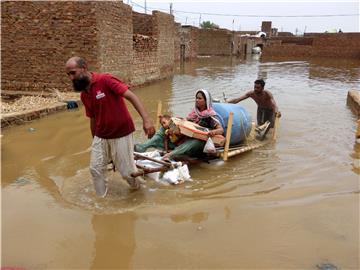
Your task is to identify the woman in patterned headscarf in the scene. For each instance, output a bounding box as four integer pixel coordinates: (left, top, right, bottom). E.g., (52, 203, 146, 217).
(186, 89, 223, 137)
(162, 89, 224, 159)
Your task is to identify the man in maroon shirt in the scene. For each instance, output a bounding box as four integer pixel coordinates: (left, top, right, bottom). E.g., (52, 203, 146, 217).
(65, 56, 155, 197)
(228, 79, 281, 137)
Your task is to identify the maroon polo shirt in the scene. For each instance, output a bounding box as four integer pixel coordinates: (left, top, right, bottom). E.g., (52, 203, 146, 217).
(80, 72, 135, 139)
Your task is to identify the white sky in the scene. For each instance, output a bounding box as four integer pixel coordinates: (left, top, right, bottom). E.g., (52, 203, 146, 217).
(128, 0, 360, 34)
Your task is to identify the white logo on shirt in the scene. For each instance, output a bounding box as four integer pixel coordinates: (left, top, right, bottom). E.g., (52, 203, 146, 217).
(96, 90, 105, 100)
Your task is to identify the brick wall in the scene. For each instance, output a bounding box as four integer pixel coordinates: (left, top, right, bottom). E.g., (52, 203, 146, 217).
(312, 33, 360, 58)
(270, 36, 313, 45)
(1, 1, 180, 94)
(261, 21, 272, 37)
(153, 11, 175, 79)
(133, 11, 154, 36)
(174, 22, 181, 61)
(132, 34, 159, 85)
(262, 33, 360, 58)
(180, 26, 199, 60)
(1, 1, 99, 92)
(198, 28, 232, 55)
(95, 1, 133, 82)
(262, 44, 313, 58)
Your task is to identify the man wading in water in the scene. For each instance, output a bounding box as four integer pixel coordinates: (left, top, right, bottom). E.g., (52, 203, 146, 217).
(65, 56, 155, 197)
(227, 79, 281, 139)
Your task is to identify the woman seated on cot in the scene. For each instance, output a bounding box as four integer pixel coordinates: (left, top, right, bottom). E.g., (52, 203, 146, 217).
(134, 89, 224, 159)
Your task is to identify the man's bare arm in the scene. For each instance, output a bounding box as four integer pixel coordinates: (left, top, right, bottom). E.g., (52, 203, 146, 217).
(123, 89, 155, 138)
(227, 92, 250, 104)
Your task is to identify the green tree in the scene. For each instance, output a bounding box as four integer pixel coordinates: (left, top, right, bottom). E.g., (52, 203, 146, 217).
(200, 21, 219, 29)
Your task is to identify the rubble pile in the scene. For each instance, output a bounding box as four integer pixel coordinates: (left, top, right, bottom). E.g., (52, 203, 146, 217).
(1, 91, 80, 114)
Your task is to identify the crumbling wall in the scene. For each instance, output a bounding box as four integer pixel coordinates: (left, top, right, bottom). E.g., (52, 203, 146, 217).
(198, 28, 232, 55)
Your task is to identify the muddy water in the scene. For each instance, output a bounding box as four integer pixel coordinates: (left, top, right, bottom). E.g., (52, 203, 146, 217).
(2, 56, 359, 269)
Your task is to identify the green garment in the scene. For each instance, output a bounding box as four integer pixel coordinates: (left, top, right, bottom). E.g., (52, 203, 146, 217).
(134, 127, 176, 152)
(134, 127, 206, 158)
(168, 138, 206, 158)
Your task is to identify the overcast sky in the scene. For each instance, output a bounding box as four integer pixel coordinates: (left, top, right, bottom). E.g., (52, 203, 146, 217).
(129, 0, 359, 34)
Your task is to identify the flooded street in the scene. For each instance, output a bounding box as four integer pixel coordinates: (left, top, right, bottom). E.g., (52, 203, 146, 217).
(2, 56, 359, 269)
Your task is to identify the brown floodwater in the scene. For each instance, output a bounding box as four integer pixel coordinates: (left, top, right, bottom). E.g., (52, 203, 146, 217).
(2, 56, 360, 269)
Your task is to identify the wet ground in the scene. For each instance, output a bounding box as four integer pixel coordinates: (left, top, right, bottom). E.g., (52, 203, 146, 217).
(2, 55, 359, 269)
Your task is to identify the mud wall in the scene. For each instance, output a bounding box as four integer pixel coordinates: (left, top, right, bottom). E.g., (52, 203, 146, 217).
(198, 29, 232, 56)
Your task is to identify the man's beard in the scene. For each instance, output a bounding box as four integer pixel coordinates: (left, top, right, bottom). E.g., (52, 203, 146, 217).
(72, 75, 90, 92)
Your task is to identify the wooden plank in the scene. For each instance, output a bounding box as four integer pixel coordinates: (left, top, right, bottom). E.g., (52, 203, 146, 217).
(226, 142, 266, 158)
(223, 112, 233, 161)
(272, 114, 280, 141)
(156, 100, 162, 130)
(131, 164, 169, 177)
(134, 152, 172, 167)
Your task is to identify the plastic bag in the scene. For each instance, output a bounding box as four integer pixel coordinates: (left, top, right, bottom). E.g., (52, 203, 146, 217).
(203, 137, 216, 154)
(162, 164, 192, 185)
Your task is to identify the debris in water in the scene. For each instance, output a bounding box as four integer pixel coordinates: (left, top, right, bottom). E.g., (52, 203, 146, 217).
(316, 263, 338, 270)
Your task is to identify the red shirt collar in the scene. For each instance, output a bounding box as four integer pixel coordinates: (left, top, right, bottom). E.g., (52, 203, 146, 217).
(90, 72, 99, 85)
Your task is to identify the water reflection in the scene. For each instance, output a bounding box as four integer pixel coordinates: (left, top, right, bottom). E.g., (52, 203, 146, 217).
(309, 58, 360, 82)
(90, 213, 136, 269)
(170, 211, 209, 223)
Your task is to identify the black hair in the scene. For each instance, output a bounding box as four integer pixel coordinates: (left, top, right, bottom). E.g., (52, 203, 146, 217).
(196, 90, 206, 101)
(159, 114, 171, 120)
(254, 79, 265, 88)
(74, 57, 87, 68)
